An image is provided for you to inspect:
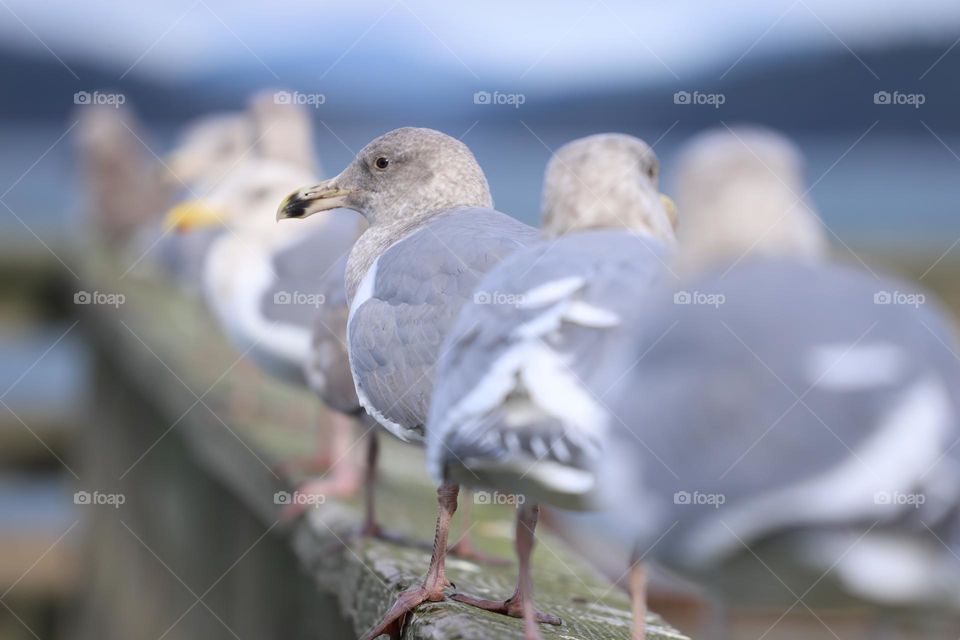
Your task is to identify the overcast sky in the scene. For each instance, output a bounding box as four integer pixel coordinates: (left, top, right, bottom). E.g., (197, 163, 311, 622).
(3, 0, 960, 88)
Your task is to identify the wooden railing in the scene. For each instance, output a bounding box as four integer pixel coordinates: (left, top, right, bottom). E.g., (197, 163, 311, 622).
(71, 248, 690, 640)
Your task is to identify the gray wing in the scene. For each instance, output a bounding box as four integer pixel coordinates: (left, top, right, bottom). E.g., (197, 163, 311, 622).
(260, 209, 359, 328)
(426, 230, 672, 506)
(348, 208, 538, 442)
(303, 253, 363, 416)
(598, 260, 960, 571)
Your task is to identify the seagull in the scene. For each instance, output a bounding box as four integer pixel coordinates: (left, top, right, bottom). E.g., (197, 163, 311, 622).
(166, 158, 359, 382)
(277, 127, 539, 640)
(164, 91, 317, 193)
(285, 247, 418, 533)
(580, 127, 960, 637)
(161, 111, 255, 194)
(129, 113, 249, 288)
(672, 125, 829, 276)
(425, 134, 677, 639)
(146, 92, 319, 290)
(164, 154, 363, 493)
(294, 241, 498, 554)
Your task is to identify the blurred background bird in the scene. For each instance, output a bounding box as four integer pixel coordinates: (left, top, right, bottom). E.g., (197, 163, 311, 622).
(74, 103, 171, 249)
(566, 127, 960, 639)
(141, 93, 321, 291)
(163, 100, 365, 498)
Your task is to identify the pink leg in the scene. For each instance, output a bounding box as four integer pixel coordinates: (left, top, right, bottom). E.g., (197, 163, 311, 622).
(448, 489, 508, 565)
(355, 430, 417, 544)
(629, 561, 647, 640)
(360, 428, 381, 535)
(275, 407, 360, 477)
(324, 411, 360, 488)
(451, 502, 562, 633)
(280, 412, 361, 521)
(359, 483, 460, 640)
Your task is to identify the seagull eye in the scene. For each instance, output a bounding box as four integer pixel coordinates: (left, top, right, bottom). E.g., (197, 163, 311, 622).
(374, 157, 390, 170)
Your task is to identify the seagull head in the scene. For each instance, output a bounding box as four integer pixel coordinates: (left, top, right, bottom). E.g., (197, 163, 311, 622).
(675, 126, 809, 208)
(673, 126, 829, 273)
(277, 127, 493, 226)
(165, 160, 315, 235)
(540, 133, 677, 242)
(161, 113, 253, 189)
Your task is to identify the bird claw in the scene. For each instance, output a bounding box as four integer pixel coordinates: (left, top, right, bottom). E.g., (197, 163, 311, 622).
(359, 584, 448, 640)
(449, 593, 563, 626)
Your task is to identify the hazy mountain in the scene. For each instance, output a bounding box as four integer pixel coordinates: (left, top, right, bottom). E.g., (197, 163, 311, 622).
(1, 41, 957, 131)
(0, 48, 245, 121)
(508, 43, 958, 133)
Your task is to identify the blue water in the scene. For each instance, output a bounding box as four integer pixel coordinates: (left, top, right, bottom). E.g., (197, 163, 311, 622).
(0, 474, 77, 531)
(0, 327, 88, 409)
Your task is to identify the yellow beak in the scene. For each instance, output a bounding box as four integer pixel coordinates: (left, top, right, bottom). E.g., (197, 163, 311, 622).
(164, 201, 225, 234)
(660, 194, 678, 230)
